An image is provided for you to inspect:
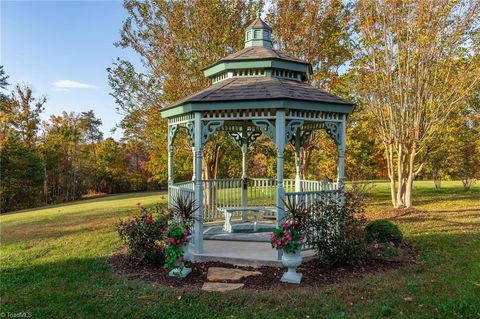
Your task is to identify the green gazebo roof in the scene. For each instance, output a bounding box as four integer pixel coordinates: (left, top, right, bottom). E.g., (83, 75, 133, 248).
(161, 18, 354, 119)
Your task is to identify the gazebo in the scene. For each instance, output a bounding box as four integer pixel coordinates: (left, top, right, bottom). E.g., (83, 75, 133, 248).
(161, 18, 354, 262)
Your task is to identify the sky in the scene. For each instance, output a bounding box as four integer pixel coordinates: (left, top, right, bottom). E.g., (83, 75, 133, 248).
(1, 0, 273, 140)
(1, 0, 138, 139)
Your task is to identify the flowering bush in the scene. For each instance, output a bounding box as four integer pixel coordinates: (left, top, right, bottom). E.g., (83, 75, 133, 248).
(305, 190, 368, 268)
(371, 241, 400, 257)
(364, 220, 403, 245)
(270, 223, 304, 254)
(117, 203, 168, 264)
(164, 224, 189, 272)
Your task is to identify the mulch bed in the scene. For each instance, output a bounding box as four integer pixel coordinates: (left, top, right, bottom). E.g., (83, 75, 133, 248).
(108, 243, 419, 291)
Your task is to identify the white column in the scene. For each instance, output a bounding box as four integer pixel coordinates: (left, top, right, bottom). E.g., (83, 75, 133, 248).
(294, 128, 302, 192)
(336, 114, 347, 217)
(167, 127, 174, 208)
(275, 110, 286, 226)
(275, 110, 286, 261)
(193, 113, 204, 253)
(241, 126, 248, 219)
(337, 115, 346, 187)
(191, 147, 196, 181)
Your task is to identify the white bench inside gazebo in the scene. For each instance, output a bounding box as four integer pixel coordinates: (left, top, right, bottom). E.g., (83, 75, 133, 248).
(161, 17, 354, 266)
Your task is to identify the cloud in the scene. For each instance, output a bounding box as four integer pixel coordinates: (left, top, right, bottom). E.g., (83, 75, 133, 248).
(54, 88, 70, 92)
(51, 80, 99, 89)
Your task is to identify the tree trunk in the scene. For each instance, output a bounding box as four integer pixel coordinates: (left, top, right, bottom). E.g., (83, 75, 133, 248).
(202, 145, 224, 211)
(385, 143, 397, 208)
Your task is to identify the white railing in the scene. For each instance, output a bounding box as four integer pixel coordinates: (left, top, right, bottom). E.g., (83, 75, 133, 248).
(283, 189, 339, 207)
(300, 180, 337, 192)
(203, 179, 243, 220)
(170, 178, 338, 221)
(168, 184, 195, 208)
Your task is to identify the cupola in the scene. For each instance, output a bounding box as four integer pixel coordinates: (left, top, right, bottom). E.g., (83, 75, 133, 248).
(244, 17, 272, 48)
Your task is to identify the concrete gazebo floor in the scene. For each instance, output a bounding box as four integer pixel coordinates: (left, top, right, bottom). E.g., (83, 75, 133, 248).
(188, 223, 315, 267)
(203, 221, 275, 242)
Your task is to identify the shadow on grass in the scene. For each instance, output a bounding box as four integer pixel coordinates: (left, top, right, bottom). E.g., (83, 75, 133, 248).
(1, 231, 480, 318)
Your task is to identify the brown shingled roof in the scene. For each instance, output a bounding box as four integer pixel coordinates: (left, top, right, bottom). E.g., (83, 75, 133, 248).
(168, 77, 353, 108)
(247, 17, 272, 30)
(203, 46, 311, 70)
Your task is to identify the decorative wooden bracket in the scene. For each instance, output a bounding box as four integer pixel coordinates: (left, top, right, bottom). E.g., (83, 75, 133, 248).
(322, 121, 341, 146)
(202, 120, 224, 144)
(285, 120, 304, 143)
(168, 124, 179, 147)
(186, 121, 195, 147)
(228, 130, 262, 147)
(252, 119, 276, 142)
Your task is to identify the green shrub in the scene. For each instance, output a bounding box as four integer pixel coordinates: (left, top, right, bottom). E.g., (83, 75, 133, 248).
(364, 220, 403, 245)
(117, 203, 169, 264)
(303, 190, 368, 268)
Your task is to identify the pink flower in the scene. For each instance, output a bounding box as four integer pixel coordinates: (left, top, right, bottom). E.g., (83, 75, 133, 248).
(389, 241, 395, 248)
(178, 256, 184, 262)
(146, 215, 153, 225)
(373, 243, 380, 251)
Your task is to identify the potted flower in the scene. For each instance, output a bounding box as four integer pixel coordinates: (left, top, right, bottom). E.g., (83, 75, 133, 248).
(164, 223, 191, 278)
(271, 223, 305, 284)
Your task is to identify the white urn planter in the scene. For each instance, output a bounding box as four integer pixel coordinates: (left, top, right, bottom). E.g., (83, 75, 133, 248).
(280, 249, 302, 284)
(168, 243, 192, 278)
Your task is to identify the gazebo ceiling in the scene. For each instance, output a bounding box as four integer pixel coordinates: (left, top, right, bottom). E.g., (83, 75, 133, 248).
(161, 17, 354, 119)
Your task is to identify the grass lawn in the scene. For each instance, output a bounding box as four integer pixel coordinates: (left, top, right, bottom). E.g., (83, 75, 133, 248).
(1, 181, 479, 318)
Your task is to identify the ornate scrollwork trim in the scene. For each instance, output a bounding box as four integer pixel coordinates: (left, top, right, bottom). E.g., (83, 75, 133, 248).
(228, 129, 262, 147)
(322, 121, 341, 146)
(168, 124, 179, 147)
(228, 131, 243, 147)
(285, 120, 304, 144)
(252, 119, 276, 142)
(202, 120, 224, 144)
(186, 121, 195, 147)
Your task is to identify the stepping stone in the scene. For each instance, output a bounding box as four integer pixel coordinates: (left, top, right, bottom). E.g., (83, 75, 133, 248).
(202, 282, 244, 292)
(207, 267, 262, 282)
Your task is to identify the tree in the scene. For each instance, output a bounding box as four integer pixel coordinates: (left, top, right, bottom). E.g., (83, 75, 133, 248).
(0, 66, 9, 102)
(446, 109, 480, 190)
(109, 0, 261, 185)
(1, 84, 46, 149)
(267, 0, 352, 90)
(0, 136, 43, 212)
(95, 138, 129, 193)
(0, 66, 8, 89)
(353, 0, 480, 208)
(267, 0, 354, 180)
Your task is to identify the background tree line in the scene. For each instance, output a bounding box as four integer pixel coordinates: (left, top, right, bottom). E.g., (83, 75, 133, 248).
(0, 66, 156, 213)
(1, 0, 479, 213)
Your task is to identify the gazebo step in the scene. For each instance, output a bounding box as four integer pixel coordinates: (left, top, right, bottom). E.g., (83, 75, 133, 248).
(188, 240, 315, 267)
